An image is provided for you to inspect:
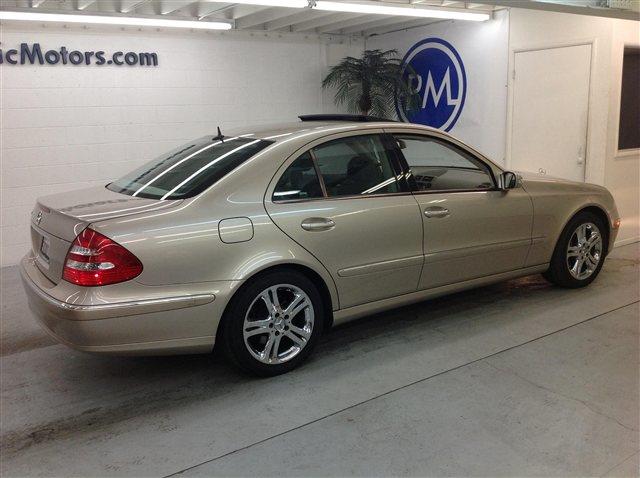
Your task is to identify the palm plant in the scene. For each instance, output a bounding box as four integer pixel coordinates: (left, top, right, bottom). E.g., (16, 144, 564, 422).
(322, 49, 419, 118)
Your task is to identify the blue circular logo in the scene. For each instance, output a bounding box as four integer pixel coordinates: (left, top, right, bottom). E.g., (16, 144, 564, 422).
(395, 38, 467, 132)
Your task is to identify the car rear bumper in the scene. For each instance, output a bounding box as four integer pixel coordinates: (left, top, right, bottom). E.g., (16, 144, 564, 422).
(20, 254, 237, 355)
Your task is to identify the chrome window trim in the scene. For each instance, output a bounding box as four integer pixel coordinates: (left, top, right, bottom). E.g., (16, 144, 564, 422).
(309, 149, 329, 198)
(270, 189, 416, 205)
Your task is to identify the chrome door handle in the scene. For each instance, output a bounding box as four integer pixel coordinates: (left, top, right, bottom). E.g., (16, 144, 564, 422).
(424, 207, 450, 219)
(301, 217, 335, 231)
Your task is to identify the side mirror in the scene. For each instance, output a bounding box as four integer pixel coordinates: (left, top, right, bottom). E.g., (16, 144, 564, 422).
(500, 171, 519, 190)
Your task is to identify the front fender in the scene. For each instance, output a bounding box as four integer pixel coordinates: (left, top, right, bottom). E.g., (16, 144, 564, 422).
(522, 178, 619, 265)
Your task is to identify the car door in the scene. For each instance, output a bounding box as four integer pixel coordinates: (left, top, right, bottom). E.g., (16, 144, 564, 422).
(391, 131, 534, 290)
(265, 131, 424, 309)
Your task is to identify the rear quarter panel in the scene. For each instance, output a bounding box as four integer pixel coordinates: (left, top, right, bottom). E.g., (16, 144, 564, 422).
(89, 140, 340, 310)
(521, 174, 619, 266)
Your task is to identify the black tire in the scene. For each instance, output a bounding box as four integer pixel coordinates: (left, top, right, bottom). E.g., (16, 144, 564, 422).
(220, 269, 324, 377)
(543, 211, 608, 288)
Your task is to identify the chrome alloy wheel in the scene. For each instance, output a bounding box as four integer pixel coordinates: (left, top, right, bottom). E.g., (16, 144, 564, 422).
(243, 284, 314, 365)
(566, 222, 603, 280)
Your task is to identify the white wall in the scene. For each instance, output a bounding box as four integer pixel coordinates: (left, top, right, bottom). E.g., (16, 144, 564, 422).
(1, 10, 637, 266)
(0, 23, 362, 266)
(366, 10, 509, 162)
(369, 8, 639, 245)
(507, 8, 640, 244)
(605, 19, 640, 245)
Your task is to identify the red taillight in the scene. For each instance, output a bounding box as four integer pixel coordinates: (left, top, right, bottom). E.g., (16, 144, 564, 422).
(63, 228, 142, 287)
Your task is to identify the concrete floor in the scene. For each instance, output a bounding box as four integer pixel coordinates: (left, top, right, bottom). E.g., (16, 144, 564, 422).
(1, 244, 638, 477)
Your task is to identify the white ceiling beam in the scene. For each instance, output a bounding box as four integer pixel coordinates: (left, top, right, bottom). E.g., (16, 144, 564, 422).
(197, 4, 273, 21)
(267, 10, 330, 31)
(75, 0, 97, 10)
(118, 0, 151, 13)
(158, 0, 197, 15)
(317, 14, 374, 32)
(235, 7, 300, 29)
(411, 0, 446, 5)
(415, 0, 491, 10)
(364, 17, 439, 36)
(467, 0, 638, 20)
(197, 2, 232, 19)
(231, 4, 272, 19)
(341, 15, 419, 34)
(291, 12, 361, 32)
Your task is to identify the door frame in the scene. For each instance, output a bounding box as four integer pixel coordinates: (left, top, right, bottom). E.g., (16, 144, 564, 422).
(505, 39, 597, 182)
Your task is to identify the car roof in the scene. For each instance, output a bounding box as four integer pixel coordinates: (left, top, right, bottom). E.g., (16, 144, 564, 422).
(227, 120, 438, 142)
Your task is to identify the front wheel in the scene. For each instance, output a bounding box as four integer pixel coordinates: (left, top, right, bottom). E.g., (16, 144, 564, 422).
(220, 270, 324, 376)
(543, 212, 607, 288)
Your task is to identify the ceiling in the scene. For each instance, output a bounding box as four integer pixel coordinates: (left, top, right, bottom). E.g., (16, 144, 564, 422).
(0, 0, 635, 37)
(0, 0, 499, 37)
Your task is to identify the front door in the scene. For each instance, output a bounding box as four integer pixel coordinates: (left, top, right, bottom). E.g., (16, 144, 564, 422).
(392, 132, 533, 290)
(265, 132, 424, 309)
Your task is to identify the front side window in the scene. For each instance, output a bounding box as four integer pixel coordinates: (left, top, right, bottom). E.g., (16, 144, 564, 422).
(395, 135, 494, 191)
(312, 135, 400, 197)
(108, 136, 273, 200)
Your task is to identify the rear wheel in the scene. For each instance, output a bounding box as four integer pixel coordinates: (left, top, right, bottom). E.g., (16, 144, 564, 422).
(543, 212, 607, 288)
(221, 270, 324, 376)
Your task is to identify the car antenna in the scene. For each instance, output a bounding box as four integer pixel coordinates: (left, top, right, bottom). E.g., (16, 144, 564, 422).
(214, 126, 224, 143)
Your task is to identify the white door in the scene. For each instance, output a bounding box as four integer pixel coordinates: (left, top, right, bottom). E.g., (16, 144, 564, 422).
(510, 44, 592, 182)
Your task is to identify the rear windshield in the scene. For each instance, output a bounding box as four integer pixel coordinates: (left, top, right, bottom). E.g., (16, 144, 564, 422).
(107, 136, 273, 200)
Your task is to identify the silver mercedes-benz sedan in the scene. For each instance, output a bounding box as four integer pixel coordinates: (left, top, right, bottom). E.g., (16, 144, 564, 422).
(21, 115, 620, 375)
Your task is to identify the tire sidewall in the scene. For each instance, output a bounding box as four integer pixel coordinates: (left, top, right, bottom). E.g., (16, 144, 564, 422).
(221, 270, 324, 376)
(549, 212, 607, 288)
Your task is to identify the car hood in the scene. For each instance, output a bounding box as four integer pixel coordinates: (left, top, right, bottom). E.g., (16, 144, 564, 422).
(515, 170, 608, 193)
(516, 170, 575, 183)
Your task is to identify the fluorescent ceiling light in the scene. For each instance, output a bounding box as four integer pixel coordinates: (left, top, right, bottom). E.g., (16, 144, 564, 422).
(0, 11, 233, 29)
(314, 1, 490, 21)
(219, 0, 308, 6)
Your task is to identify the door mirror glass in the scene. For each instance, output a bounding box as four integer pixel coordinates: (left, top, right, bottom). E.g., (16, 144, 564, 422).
(501, 171, 519, 190)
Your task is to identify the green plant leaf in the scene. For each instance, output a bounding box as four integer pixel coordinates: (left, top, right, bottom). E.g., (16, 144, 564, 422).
(322, 49, 421, 117)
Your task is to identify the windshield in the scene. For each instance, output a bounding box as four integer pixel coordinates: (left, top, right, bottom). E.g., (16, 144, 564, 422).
(107, 136, 273, 200)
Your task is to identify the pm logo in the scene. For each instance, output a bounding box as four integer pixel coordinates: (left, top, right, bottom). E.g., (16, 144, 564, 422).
(395, 38, 467, 132)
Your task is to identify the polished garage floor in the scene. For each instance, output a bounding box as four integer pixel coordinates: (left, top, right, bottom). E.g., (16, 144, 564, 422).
(1, 244, 638, 477)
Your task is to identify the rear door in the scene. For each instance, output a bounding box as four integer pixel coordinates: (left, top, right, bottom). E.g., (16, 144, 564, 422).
(391, 131, 533, 290)
(265, 131, 424, 309)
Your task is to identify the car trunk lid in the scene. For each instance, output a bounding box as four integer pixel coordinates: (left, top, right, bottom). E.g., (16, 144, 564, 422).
(30, 186, 182, 284)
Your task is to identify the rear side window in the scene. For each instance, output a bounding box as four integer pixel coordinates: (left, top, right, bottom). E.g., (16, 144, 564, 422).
(312, 135, 400, 197)
(107, 136, 273, 200)
(273, 152, 323, 201)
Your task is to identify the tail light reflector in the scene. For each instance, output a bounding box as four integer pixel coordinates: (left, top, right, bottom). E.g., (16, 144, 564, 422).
(63, 228, 142, 286)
